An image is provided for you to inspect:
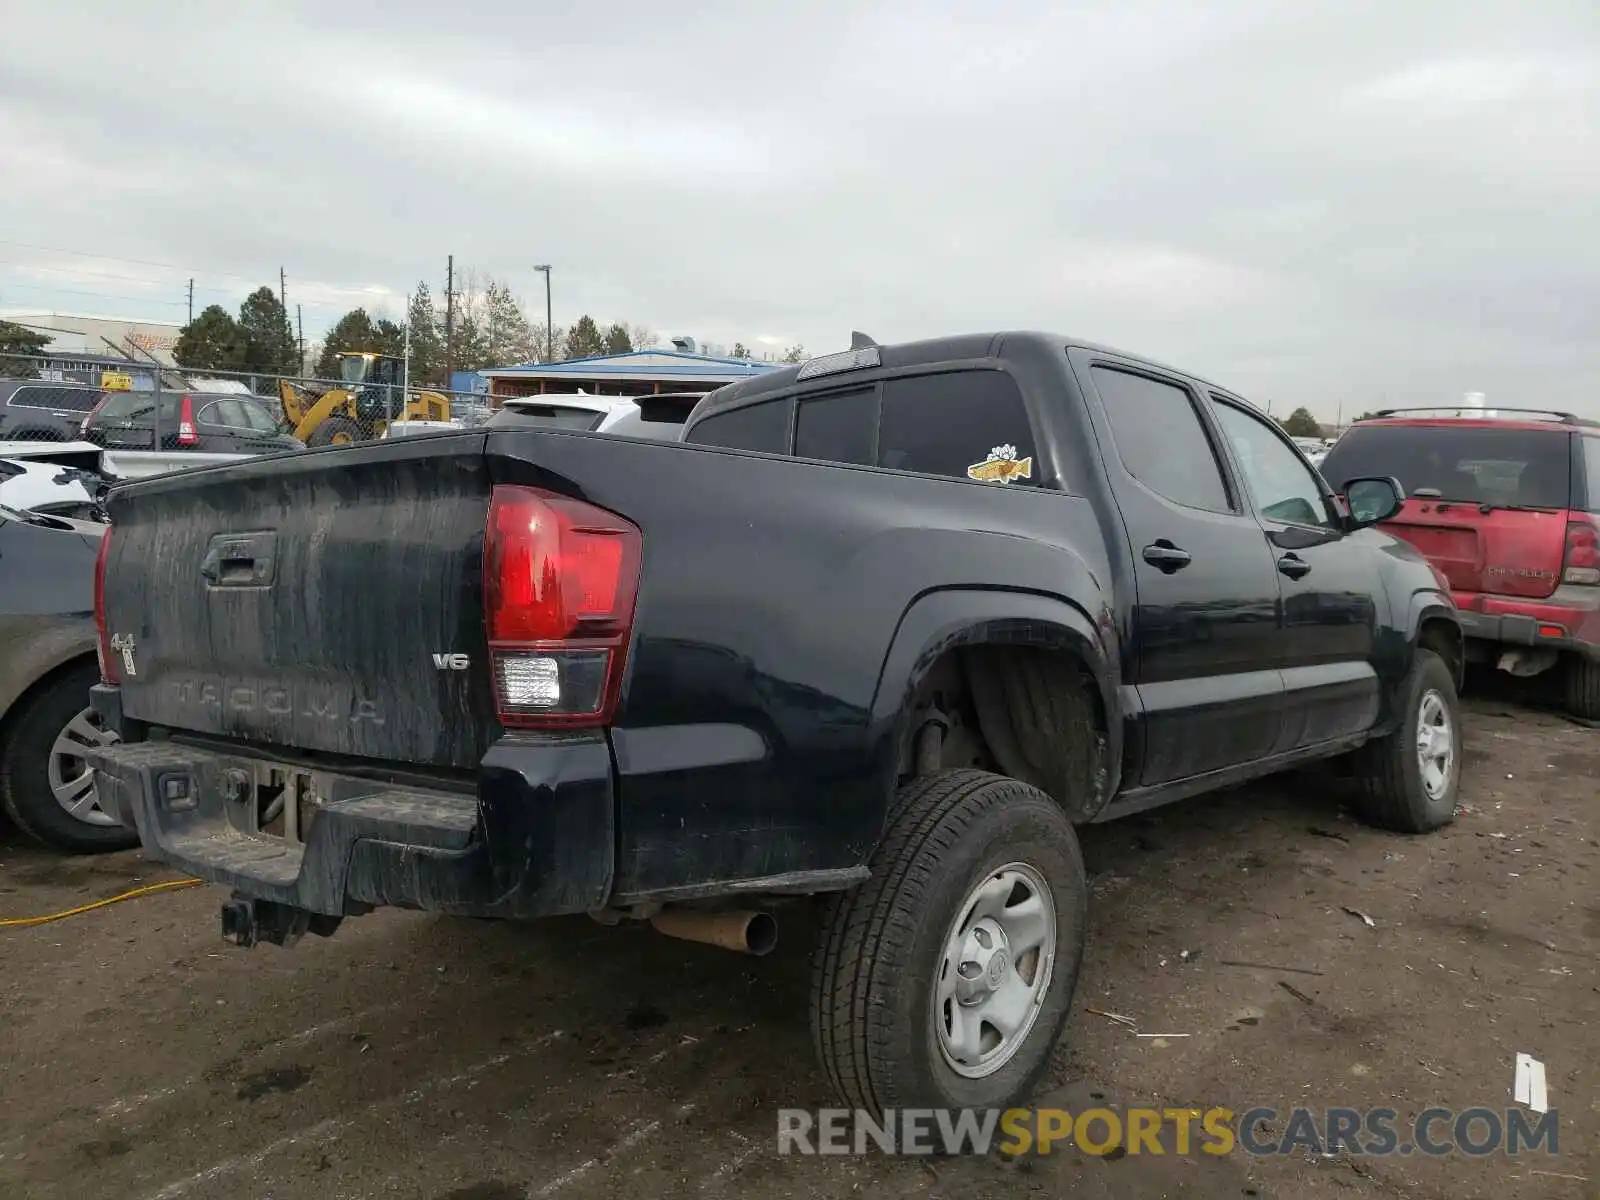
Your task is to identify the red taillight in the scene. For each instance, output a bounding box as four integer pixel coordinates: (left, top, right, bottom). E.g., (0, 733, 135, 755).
(177, 395, 198, 446)
(1563, 518, 1600, 586)
(483, 485, 641, 728)
(94, 528, 118, 683)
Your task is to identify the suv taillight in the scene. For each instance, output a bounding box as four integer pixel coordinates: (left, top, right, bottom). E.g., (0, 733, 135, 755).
(1563, 518, 1600, 586)
(94, 528, 118, 683)
(177, 395, 198, 446)
(483, 485, 642, 728)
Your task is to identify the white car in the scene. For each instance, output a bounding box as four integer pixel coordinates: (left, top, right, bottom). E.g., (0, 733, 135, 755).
(486, 391, 705, 439)
(0, 457, 97, 519)
(382, 419, 465, 438)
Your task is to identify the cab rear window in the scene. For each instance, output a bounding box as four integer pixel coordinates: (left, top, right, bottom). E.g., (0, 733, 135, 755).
(1322, 425, 1572, 510)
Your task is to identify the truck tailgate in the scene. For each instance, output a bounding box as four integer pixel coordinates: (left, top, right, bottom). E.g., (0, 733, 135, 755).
(100, 435, 497, 769)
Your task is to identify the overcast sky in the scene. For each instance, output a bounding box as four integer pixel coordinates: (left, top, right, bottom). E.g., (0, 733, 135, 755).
(2, 1, 1596, 419)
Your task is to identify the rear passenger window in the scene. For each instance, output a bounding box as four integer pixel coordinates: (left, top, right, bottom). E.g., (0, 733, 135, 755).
(685, 399, 792, 454)
(1092, 367, 1231, 512)
(795, 388, 875, 466)
(879, 371, 1038, 484)
(10, 386, 100, 412)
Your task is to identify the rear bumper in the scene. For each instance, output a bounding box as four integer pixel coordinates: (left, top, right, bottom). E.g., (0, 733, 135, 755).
(85, 685, 614, 920)
(1453, 586, 1600, 659)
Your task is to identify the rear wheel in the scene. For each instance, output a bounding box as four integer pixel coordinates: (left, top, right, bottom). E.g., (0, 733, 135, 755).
(1563, 654, 1600, 721)
(810, 769, 1087, 1115)
(0, 660, 135, 853)
(1350, 649, 1460, 833)
(307, 417, 365, 447)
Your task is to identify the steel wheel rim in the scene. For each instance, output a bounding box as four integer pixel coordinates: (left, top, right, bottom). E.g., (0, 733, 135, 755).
(934, 861, 1057, 1079)
(1416, 688, 1454, 801)
(49, 706, 118, 827)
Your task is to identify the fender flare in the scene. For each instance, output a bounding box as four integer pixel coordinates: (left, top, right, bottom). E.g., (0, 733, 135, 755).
(870, 588, 1122, 818)
(1408, 593, 1464, 687)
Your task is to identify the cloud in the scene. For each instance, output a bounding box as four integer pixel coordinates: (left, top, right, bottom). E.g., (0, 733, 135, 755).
(1, 0, 1596, 416)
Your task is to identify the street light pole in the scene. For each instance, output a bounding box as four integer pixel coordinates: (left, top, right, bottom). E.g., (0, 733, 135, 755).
(534, 264, 553, 361)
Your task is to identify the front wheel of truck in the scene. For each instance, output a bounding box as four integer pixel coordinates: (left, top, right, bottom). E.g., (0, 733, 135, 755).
(1350, 648, 1461, 833)
(810, 769, 1087, 1116)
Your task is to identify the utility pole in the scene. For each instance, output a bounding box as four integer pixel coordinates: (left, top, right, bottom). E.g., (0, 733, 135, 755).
(534, 264, 553, 361)
(445, 254, 455, 387)
(296, 305, 304, 374)
(279, 267, 287, 314)
(187, 279, 193, 324)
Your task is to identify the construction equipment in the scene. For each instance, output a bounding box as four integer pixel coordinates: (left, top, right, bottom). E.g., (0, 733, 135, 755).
(278, 353, 450, 446)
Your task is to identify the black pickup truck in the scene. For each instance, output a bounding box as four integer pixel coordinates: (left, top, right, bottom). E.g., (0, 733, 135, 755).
(86, 332, 1464, 1115)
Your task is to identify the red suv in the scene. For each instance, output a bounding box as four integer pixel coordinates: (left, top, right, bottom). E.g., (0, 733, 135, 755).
(1320, 408, 1600, 718)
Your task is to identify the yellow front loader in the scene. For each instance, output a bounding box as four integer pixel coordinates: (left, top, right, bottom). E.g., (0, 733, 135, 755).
(279, 352, 450, 446)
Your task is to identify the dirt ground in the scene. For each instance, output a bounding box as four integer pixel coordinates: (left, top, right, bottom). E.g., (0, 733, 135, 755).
(2, 679, 1597, 1200)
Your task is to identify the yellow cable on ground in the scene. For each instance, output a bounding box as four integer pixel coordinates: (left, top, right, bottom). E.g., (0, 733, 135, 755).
(0, 877, 203, 929)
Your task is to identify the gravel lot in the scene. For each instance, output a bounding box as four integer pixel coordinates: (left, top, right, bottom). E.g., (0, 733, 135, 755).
(2, 683, 1596, 1199)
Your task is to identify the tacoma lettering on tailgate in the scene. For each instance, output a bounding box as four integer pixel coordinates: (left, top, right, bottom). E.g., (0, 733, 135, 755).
(165, 678, 386, 725)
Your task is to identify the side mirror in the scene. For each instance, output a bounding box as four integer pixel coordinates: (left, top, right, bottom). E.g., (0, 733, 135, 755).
(1342, 476, 1405, 528)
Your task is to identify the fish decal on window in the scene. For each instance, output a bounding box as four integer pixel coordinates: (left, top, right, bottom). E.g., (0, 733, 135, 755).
(967, 444, 1034, 484)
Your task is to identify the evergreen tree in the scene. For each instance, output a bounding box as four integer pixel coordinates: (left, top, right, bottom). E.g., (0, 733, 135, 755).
(603, 323, 633, 354)
(483, 277, 533, 365)
(0, 319, 51, 375)
(174, 305, 246, 372)
(406, 283, 443, 385)
(315, 308, 379, 377)
(564, 314, 605, 360)
(237, 286, 298, 375)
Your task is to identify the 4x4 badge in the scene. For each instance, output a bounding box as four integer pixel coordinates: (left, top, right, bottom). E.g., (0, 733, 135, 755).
(109, 633, 137, 677)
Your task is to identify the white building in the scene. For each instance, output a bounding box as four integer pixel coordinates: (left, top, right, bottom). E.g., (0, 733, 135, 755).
(1, 311, 184, 365)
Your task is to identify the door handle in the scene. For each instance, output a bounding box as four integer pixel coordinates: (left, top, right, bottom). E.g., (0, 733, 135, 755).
(200, 531, 278, 587)
(1142, 540, 1192, 573)
(1277, 553, 1312, 580)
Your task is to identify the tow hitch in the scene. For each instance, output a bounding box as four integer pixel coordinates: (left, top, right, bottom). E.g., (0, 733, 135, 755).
(220, 895, 342, 948)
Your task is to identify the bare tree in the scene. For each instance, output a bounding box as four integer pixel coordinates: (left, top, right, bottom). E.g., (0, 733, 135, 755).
(527, 323, 567, 362)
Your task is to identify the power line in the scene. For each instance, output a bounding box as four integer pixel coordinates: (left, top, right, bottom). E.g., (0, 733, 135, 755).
(0, 240, 409, 311)
(0, 275, 366, 314)
(0, 237, 281, 284)
(0, 257, 239, 292)
(0, 280, 188, 308)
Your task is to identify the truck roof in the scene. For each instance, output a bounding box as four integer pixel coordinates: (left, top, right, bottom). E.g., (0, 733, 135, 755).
(692, 331, 1239, 418)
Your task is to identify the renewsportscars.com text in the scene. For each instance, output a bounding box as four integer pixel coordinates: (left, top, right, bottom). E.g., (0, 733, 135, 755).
(777, 1106, 1558, 1158)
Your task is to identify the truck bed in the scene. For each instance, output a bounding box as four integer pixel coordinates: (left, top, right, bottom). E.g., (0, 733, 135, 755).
(96, 425, 1113, 902)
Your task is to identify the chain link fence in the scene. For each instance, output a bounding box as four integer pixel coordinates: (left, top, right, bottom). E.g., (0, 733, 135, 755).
(0, 351, 494, 449)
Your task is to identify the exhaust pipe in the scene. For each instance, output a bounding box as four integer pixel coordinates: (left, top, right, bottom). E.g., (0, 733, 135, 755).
(649, 908, 778, 956)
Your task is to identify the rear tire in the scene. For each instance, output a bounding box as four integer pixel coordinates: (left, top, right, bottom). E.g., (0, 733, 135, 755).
(1350, 649, 1460, 833)
(307, 417, 365, 447)
(810, 769, 1087, 1116)
(0, 661, 136, 854)
(1563, 654, 1600, 721)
